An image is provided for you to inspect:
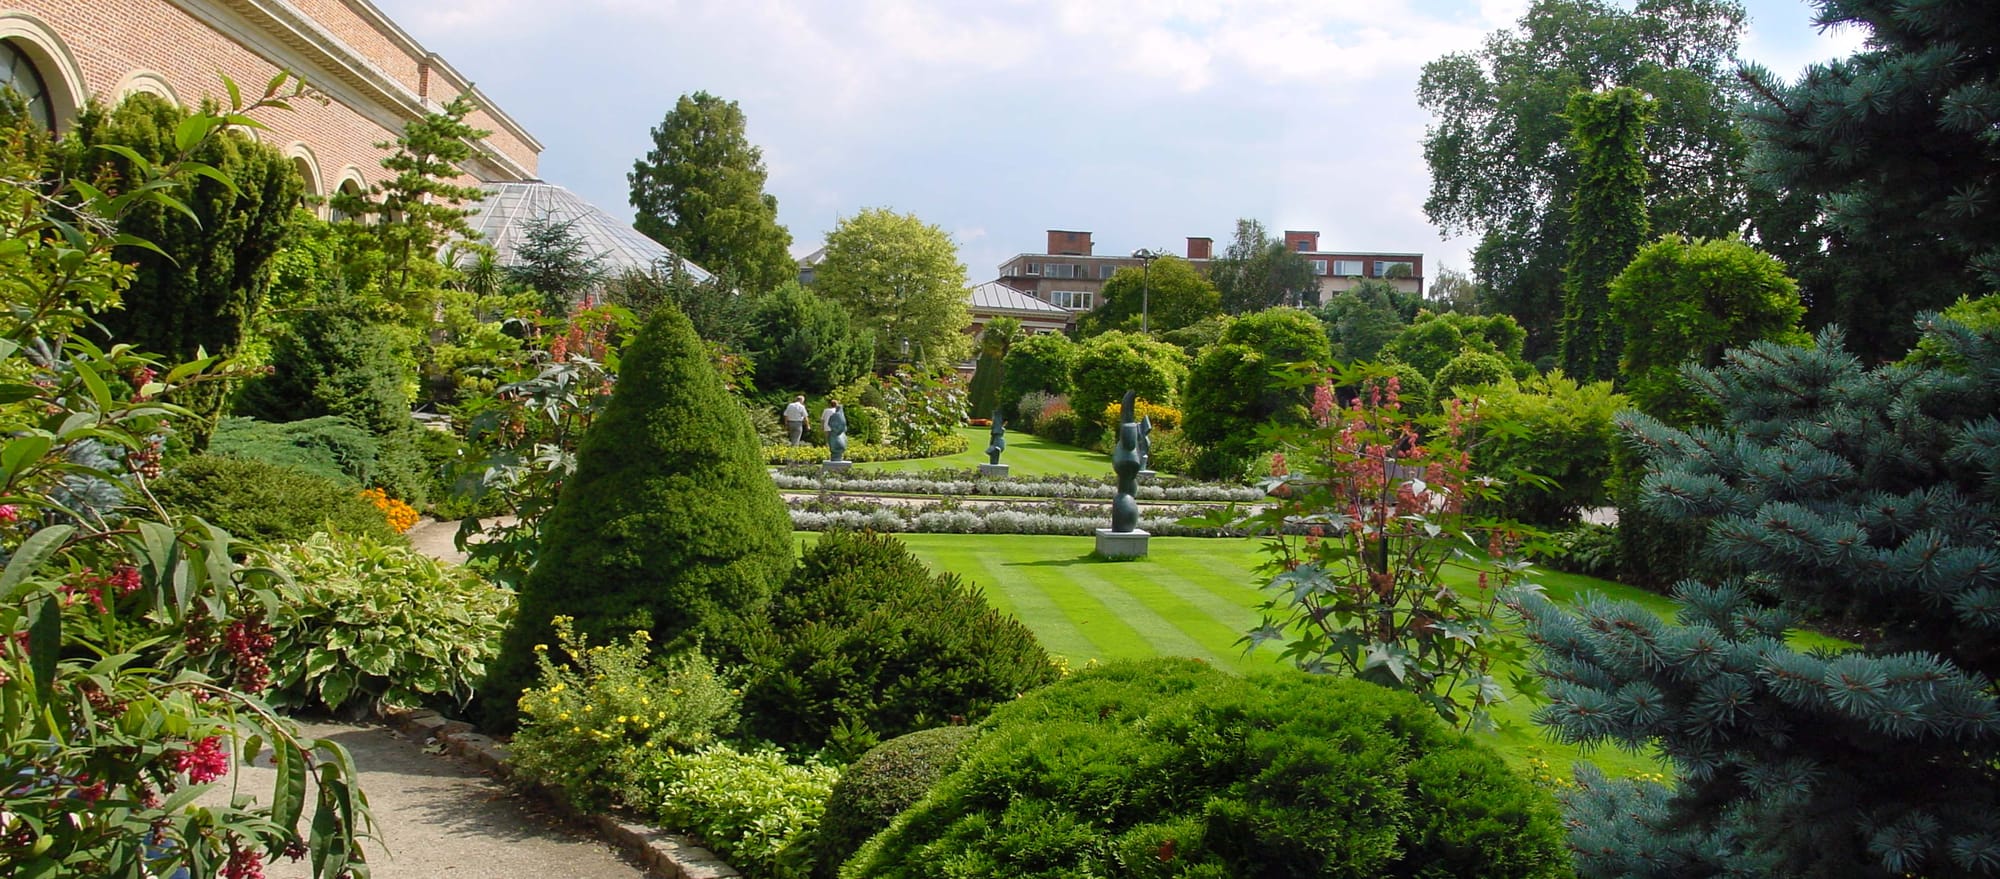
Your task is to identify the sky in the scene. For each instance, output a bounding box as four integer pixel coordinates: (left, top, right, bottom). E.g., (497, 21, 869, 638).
(369, 0, 1869, 287)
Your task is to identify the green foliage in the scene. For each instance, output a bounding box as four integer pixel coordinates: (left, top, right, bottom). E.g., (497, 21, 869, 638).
(623, 744, 839, 879)
(1906, 294, 2000, 369)
(1076, 255, 1220, 336)
(62, 93, 302, 439)
(998, 333, 1076, 421)
(1317, 279, 1412, 362)
(1739, 0, 2000, 360)
(1513, 318, 2000, 877)
(152, 455, 402, 544)
(1559, 87, 1653, 382)
(964, 351, 1004, 418)
(1420, 0, 1753, 362)
(742, 531, 1056, 756)
(511, 616, 741, 810)
(761, 434, 966, 466)
(1220, 363, 1529, 731)
(236, 298, 413, 434)
(331, 93, 489, 313)
(483, 306, 792, 727)
(510, 213, 605, 317)
(1208, 218, 1319, 313)
(0, 77, 371, 878)
(258, 532, 512, 712)
(603, 259, 753, 346)
(1066, 331, 1186, 435)
(842, 659, 1567, 879)
(208, 415, 378, 485)
(1180, 309, 1334, 478)
(812, 208, 972, 370)
(1463, 372, 1623, 526)
(747, 281, 874, 395)
(811, 725, 978, 879)
(1380, 310, 1526, 378)
(877, 368, 967, 455)
(1541, 521, 1622, 580)
(629, 91, 796, 294)
(1432, 348, 1514, 403)
(1158, 313, 1232, 357)
(1610, 234, 1805, 425)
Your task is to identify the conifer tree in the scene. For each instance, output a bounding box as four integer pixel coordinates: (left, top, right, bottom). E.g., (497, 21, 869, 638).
(482, 306, 793, 726)
(1512, 316, 2000, 878)
(628, 91, 795, 294)
(1559, 87, 1652, 383)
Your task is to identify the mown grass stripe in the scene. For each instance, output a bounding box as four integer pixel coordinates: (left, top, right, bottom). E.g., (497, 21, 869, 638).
(1059, 563, 1223, 664)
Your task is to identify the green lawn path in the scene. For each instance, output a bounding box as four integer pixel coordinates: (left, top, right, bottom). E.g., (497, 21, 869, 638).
(856, 427, 1109, 479)
(793, 531, 1848, 781)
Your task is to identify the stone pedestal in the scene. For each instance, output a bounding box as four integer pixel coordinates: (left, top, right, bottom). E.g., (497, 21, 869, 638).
(821, 460, 853, 473)
(978, 463, 1010, 479)
(1094, 528, 1151, 559)
(1137, 469, 1157, 484)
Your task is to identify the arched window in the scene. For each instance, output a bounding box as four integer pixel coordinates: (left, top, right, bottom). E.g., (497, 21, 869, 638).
(329, 177, 365, 222)
(0, 40, 53, 130)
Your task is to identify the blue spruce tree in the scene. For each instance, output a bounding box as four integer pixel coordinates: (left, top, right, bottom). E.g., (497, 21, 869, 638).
(1512, 314, 2000, 877)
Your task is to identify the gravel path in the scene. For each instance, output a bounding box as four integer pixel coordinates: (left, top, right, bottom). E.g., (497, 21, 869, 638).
(228, 721, 649, 879)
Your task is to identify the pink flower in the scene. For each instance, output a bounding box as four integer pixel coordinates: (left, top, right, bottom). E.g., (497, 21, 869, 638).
(0, 504, 17, 524)
(173, 736, 230, 784)
(1312, 383, 1335, 425)
(223, 844, 265, 879)
(111, 564, 142, 594)
(1270, 452, 1288, 477)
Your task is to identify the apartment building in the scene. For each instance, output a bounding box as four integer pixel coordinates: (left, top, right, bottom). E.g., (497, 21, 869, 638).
(995, 229, 1422, 313)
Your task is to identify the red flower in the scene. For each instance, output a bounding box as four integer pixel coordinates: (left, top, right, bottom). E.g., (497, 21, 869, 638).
(173, 735, 231, 784)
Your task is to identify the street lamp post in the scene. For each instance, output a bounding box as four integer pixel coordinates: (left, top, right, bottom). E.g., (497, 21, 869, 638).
(1132, 248, 1162, 334)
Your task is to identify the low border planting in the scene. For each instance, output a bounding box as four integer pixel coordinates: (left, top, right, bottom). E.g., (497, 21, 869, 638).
(771, 468, 1263, 502)
(786, 496, 1246, 536)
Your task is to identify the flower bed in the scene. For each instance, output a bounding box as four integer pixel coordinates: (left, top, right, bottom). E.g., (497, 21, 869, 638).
(760, 432, 968, 466)
(786, 496, 1248, 536)
(770, 468, 1264, 502)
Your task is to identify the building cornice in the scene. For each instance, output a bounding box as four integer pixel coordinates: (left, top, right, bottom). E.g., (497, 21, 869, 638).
(165, 0, 538, 180)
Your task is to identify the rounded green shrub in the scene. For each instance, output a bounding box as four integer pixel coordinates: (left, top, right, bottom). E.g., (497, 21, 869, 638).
(1433, 348, 1513, 404)
(151, 455, 401, 544)
(482, 306, 793, 727)
(743, 531, 1057, 756)
(810, 725, 979, 879)
(842, 658, 1567, 879)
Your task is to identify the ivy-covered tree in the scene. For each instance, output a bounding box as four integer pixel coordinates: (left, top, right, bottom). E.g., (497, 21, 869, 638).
(1420, 0, 1752, 362)
(743, 280, 872, 395)
(964, 317, 1019, 416)
(1512, 317, 2000, 878)
(482, 306, 793, 726)
(1559, 87, 1653, 383)
(628, 91, 796, 295)
(1738, 0, 2000, 361)
(1609, 234, 1805, 425)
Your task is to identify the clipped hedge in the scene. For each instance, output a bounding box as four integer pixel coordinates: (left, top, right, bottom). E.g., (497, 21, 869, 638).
(152, 455, 402, 544)
(743, 531, 1058, 757)
(811, 726, 978, 879)
(842, 659, 1567, 879)
(763, 432, 967, 466)
(769, 470, 1262, 502)
(786, 497, 1244, 537)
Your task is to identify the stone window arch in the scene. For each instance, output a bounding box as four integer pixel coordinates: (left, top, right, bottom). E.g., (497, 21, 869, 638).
(0, 12, 84, 131)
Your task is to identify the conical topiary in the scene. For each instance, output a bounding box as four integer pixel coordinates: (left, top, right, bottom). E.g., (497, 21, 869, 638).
(482, 306, 792, 726)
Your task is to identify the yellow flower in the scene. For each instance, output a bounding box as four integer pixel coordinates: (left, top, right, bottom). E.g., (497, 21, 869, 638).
(557, 712, 570, 721)
(533, 644, 548, 652)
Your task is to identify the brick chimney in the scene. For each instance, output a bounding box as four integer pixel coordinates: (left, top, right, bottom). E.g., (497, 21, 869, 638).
(1186, 237, 1213, 260)
(1283, 230, 1320, 253)
(1046, 230, 1092, 256)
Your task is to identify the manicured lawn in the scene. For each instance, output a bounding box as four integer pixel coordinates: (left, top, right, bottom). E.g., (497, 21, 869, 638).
(855, 532, 1845, 780)
(856, 427, 1109, 478)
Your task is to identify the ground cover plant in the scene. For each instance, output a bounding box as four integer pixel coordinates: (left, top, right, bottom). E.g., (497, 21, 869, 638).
(850, 426, 1108, 477)
(771, 468, 1262, 501)
(840, 658, 1569, 878)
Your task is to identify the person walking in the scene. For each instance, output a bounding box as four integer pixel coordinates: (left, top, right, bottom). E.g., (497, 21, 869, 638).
(783, 395, 808, 446)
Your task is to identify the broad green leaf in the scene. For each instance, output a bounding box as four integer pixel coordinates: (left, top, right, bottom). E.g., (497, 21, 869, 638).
(173, 114, 210, 153)
(0, 433, 51, 482)
(27, 596, 58, 701)
(272, 740, 306, 830)
(1, 524, 74, 601)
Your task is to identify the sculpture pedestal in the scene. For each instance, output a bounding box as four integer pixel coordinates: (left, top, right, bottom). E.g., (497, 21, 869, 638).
(978, 463, 1010, 479)
(1094, 528, 1150, 559)
(1137, 469, 1157, 484)
(821, 460, 853, 473)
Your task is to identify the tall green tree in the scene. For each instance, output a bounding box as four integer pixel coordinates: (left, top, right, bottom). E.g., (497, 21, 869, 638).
(1316, 279, 1418, 362)
(331, 94, 488, 318)
(1420, 0, 1752, 362)
(965, 316, 1019, 417)
(1209, 219, 1318, 314)
(1514, 317, 2000, 877)
(1559, 86, 1653, 382)
(1182, 308, 1333, 477)
(998, 332, 1076, 420)
(1067, 331, 1187, 433)
(811, 208, 972, 370)
(1078, 255, 1221, 336)
(628, 91, 795, 294)
(483, 305, 793, 727)
(743, 280, 872, 395)
(1737, 0, 2000, 361)
(510, 213, 605, 318)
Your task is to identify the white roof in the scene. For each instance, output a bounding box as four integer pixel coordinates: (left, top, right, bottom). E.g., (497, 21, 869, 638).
(462, 181, 712, 280)
(969, 281, 1068, 314)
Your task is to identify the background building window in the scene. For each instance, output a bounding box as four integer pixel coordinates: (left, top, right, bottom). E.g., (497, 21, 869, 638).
(1025, 262, 1041, 275)
(0, 41, 53, 130)
(1309, 259, 1328, 276)
(1373, 260, 1414, 278)
(1045, 264, 1077, 279)
(1099, 264, 1118, 279)
(1332, 259, 1364, 276)
(1049, 290, 1093, 310)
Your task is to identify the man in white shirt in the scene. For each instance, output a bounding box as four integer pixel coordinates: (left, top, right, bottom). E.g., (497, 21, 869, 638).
(783, 395, 808, 446)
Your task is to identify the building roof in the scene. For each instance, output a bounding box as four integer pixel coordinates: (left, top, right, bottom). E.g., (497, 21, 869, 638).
(969, 281, 1069, 314)
(463, 181, 712, 280)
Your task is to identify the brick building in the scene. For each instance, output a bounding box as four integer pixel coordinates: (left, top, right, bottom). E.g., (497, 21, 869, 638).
(995, 228, 1423, 313)
(0, 0, 540, 209)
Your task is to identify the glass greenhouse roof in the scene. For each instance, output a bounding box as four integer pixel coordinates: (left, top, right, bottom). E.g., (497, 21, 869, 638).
(462, 181, 712, 281)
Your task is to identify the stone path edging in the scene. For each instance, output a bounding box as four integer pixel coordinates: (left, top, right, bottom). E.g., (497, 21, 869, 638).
(380, 707, 741, 879)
